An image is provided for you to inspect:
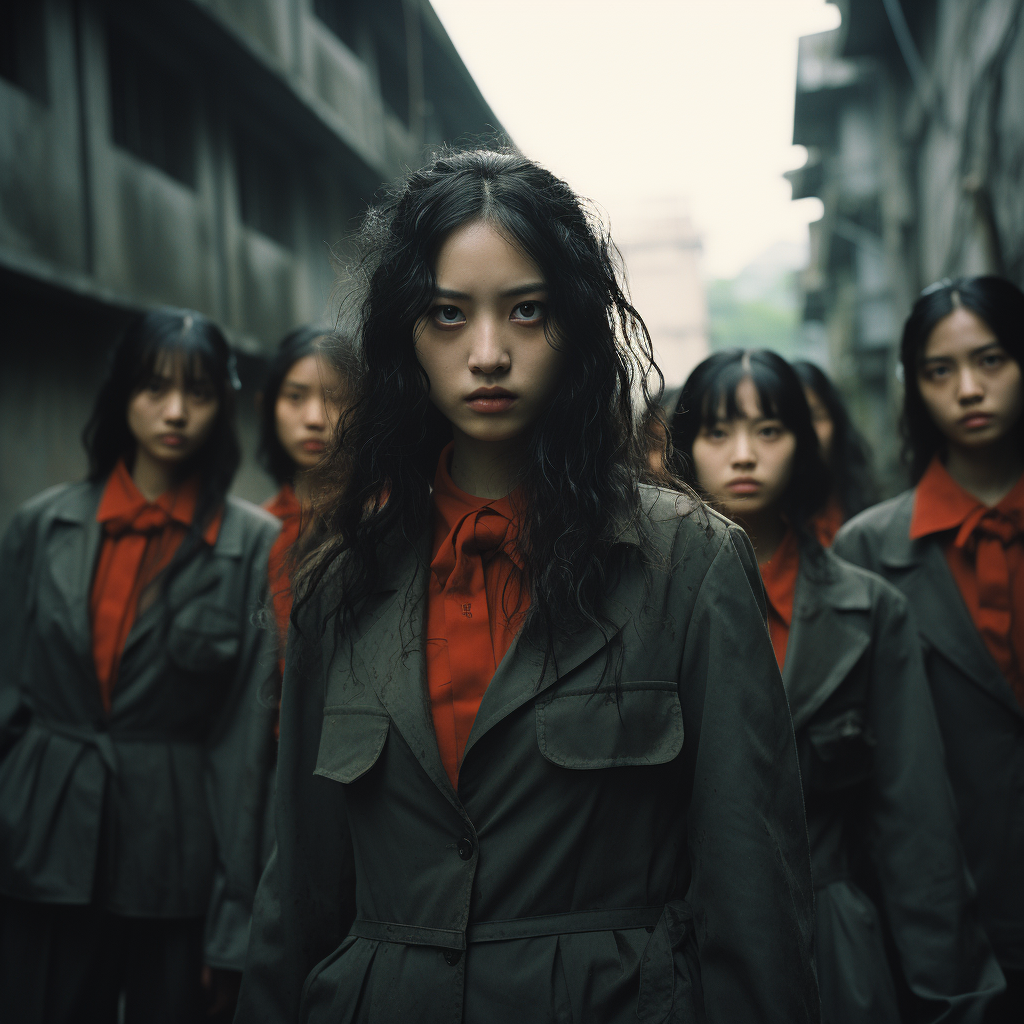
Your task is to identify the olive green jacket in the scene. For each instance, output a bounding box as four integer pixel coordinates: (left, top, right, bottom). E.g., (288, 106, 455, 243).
(237, 487, 820, 1023)
(784, 544, 1002, 1023)
(0, 481, 280, 969)
(835, 492, 1024, 973)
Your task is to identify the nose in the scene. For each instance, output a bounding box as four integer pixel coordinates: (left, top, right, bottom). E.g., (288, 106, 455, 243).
(467, 317, 510, 376)
(731, 430, 756, 468)
(956, 364, 984, 404)
(303, 396, 327, 430)
(163, 388, 187, 424)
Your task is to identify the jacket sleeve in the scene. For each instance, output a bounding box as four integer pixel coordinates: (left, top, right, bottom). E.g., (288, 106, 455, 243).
(235, 591, 357, 1022)
(681, 526, 820, 1022)
(202, 524, 281, 970)
(0, 503, 41, 755)
(862, 584, 1004, 1020)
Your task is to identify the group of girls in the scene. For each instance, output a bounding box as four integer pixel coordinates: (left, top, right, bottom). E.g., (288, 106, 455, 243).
(0, 312, 352, 1021)
(2, 146, 1023, 1024)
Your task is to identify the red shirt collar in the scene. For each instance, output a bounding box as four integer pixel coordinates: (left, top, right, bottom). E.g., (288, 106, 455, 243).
(760, 527, 800, 627)
(911, 456, 1024, 548)
(96, 459, 221, 545)
(264, 482, 302, 523)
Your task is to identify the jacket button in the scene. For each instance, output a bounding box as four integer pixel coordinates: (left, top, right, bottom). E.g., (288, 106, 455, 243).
(457, 837, 474, 860)
(444, 949, 462, 966)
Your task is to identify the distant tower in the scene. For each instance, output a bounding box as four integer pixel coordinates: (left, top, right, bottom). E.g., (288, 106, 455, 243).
(615, 199, 708, 387)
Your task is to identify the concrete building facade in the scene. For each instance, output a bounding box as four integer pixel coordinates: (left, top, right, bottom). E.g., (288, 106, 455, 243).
(0, 0, 504, 525)
(788, 0, 1024, 492)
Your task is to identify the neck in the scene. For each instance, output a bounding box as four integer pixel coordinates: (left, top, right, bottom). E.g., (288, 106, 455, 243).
(734, 509, 789, 565)
(945, 435, 1024, 507)
(131, 449, 176, 501)
(293, 470, 314, 508)
(449, 431, 522, 499)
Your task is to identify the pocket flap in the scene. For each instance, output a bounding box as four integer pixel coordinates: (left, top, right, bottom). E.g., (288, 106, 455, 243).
(168, 606, 240, 673)
(807, 708, 874, 762)
(537, 681, 683, 769)
(315, 705, 390, 784)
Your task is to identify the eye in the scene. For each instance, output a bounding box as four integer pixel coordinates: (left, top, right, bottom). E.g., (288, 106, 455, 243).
(187, 381, 215, 401)
(704, 425, 728, 441)
(144, 376, 168, 395)
(980, 351, 1006, 369)
(759, 424, 783, 439)
(511, 300, 545, 323)
(433, 304, 466, 327)
(922, 364, 950, 381)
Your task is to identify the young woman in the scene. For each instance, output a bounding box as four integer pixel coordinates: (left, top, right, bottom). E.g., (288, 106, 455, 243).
(672, 348, 1002, 1023)
(792, 360, 877, 544)
(236, 150, 820, 1022)
(259, 326, 356, 649)
(0, 308, 280, 1023)
(834, 276, 1024, 1019)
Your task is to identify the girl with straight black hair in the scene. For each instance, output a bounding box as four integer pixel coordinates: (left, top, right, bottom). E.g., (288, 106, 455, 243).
(673, 347, 1003, 1023)
(237, 150, 820, 1023)
(835, 276, 1024, 1019)
(791, 360, 877, 543)
(0, 307, 280, 1023)
(258, 325, 358, 651)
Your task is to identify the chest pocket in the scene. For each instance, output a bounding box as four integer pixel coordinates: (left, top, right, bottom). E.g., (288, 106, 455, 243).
(168, 604, 240, 674)
(536, 680, 683, 769)
(806, 708, 875, 791)
(314, 705, 390, 784)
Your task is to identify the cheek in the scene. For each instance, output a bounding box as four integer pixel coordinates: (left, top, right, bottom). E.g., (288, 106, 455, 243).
(690, 442, 724, 492)
(767, 443, 797, 493)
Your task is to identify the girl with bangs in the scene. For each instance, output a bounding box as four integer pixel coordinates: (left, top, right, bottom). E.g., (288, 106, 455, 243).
(672, 348, 1002, 1023)
(834, 276, 1024, 1018)
(237, 150, 820, 1022)
(258, 326, 358, 660)
(0, 308, 280, 1022)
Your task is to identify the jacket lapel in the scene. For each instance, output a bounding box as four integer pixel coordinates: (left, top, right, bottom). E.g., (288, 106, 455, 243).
(47, 483, 105, 682)
(783, 558, 871, 732)
(461, 547, 645, 765)
(346, 532, 465, 814)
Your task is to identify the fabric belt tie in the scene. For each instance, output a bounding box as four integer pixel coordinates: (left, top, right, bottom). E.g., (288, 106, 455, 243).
(348, 906, 665, 951)
(35, 718, 119, 774)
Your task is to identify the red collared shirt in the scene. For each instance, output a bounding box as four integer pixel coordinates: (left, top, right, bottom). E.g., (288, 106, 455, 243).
(813, 495, 845, 548)
(910, 456, 1024, 706)
(426, 444, 529, 789)
(90, 460, 221, 711)
(760, 528, 801, 673)
(264, 483, 303, 653)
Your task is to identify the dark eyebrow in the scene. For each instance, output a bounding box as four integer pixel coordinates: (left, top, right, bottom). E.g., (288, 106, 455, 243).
(433, 283, 547, 301)
(501, 282, 546, 297)
(921, 341, 1002, 364)
(282, 379, 311, 389)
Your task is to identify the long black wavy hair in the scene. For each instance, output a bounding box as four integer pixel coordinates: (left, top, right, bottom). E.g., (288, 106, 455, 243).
(82, 306, 241, 568)
(301, 148, 667, 650)
(900, 276, 1024, 482)
(792, 361, 877, 519)
(670, 349, 830, 539)
(257, 325, 359, 487)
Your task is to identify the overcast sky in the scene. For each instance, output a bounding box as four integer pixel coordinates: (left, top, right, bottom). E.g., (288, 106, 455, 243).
(429, 0, 841, 279)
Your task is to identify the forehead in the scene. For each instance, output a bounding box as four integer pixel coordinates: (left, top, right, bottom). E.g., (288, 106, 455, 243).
(284, 352, 344, 389)
(434, 220, 543, 292)
(150, 347, 210, 380)
(924, 307, 998, 358)
(707, 375, 766, 420)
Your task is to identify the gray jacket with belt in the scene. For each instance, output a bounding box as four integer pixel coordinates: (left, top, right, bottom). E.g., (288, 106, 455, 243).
(0, 480, 280, 969)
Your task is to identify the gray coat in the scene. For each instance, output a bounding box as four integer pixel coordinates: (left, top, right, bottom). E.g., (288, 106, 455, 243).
(835, 492, 1024, 974)
(237, 488, 820, 1023)
(0, 481, 280, 969)
(784, 544, 1002, 1023)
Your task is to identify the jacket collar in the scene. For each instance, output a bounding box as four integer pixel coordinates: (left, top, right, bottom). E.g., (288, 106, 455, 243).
(783, 546, 872, 732)
(345, 496, 650, 812)
(872, 490, 1022, 720)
